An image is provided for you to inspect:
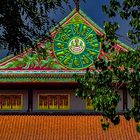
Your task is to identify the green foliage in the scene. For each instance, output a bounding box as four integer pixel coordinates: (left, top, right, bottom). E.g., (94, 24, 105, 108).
(124, 109, 132, 121)
(102, 0, 140, 45)
(0, 42, 63, 69)
(74, 42, 140, 131)
(74, 55, 121, 130)
(104, 22, 119, 41)
(101, 121, 110, 131)
(101, 0, 140, 131)
(137, 124, 140, 133)
(0, 0, 74, 53)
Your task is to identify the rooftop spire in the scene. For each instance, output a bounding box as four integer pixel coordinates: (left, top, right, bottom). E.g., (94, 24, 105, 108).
(75, 0, 79, 12)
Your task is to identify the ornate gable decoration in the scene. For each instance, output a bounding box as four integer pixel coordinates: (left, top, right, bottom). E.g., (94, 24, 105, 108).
(53, 13, 101, 70)
(0, 9, 131, 71)
(0, 10, 103, 71)
(0, 9, 133, 83)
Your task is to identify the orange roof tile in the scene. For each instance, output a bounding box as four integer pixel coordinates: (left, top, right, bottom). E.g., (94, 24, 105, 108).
(0, 115, 139, 140)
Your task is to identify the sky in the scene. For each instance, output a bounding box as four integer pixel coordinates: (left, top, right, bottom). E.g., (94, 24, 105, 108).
(0, 0, 133, 59)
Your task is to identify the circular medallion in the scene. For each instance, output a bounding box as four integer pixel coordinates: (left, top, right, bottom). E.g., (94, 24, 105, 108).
(53, 23, 101, 70)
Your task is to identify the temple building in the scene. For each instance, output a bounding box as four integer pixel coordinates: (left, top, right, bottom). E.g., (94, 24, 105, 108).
(0, 8, 134, 113)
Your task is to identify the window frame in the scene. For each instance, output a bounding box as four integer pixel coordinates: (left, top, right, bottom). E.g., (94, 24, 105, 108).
(38, 94, 70, 110)
(0, 94, 23, 110)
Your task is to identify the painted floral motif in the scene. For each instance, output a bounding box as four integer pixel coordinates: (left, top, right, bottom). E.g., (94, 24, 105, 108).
(54, 23, 101, 70)
(0, 42, 64, 70)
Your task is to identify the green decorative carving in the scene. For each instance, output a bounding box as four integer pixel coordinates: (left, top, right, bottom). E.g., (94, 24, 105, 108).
(0, 42, 64, 70)
(56, 43, 65, 49)
(88, 50, 96, 57)
(74, 57, 79, 66)
(64, 55, 72, 65)
(75, 24, 80, 34)
(82, 55, 89, 64)
(81, 26, 87, 36)
(69, 14, 84, 24)
(54, 23, 101, 69)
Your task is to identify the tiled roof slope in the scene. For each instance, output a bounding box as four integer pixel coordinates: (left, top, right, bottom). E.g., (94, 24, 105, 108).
(0, 115, 139, 140)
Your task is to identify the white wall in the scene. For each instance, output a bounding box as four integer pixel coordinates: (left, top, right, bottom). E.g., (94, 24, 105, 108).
(127, 92, 133, 109)
(117, 90, 123, 111)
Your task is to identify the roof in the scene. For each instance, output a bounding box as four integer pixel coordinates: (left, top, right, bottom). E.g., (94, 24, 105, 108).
(0, 115, 139, 140)
(0, 8, 134, 83)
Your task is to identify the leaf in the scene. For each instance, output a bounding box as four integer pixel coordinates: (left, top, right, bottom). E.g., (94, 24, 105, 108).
(0, 62, 14, 69)
(102, 5, 108, 14)
(34, 60, 39, 67)
(23, 61, 31, 69)
(136, 124, 140, 133)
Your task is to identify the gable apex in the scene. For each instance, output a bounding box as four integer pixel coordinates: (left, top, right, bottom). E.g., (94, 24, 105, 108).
(0, 8, 134, 71)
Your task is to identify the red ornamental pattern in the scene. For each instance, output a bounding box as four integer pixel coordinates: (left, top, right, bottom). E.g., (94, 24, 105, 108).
(58, 95, 63, 107)
(0, 95, 22, 109)
(64, 95, 68, 106)
(39, 94, 69, 109)
(54, 96, 57, 106)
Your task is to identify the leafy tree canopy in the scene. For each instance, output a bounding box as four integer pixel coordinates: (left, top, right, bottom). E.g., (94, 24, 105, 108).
(0, 0, 80, 54)
(102, 0, 139, 45)
(74, 0, 140, 132)
(0, 0, 139, 132)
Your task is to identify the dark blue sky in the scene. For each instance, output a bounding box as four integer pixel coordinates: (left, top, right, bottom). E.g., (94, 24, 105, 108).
(0, 0, 133, 59)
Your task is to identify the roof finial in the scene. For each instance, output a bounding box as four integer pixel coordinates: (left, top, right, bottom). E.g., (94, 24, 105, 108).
(75, 0, 79, 12)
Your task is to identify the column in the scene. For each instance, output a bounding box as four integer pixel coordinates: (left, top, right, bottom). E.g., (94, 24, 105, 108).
(28, 89, 33, 112)
(123, 89, 127, 111)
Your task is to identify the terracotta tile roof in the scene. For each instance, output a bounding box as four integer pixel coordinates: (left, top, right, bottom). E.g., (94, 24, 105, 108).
(0, 115, 139, 140)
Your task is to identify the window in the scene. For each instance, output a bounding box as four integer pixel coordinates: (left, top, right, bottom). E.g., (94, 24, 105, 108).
(0, 94, 23, 110)
(38, 94, 70, 110)
(86, 98, 94, 110)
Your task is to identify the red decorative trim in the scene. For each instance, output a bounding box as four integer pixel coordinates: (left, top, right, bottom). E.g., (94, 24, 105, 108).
(0, 50, 31, 66)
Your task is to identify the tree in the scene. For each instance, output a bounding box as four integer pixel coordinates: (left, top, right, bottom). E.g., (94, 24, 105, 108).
(102, 0, 139, 45)
(0, 0, 139, 132)
(74, 0, 140, 132)
(0, 0, 76, 54)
